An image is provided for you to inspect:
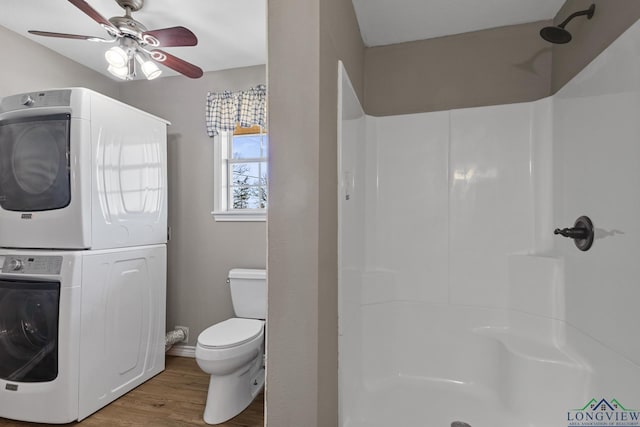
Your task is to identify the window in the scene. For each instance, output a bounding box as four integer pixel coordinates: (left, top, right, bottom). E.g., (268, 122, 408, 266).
(213, 125, 268, 221)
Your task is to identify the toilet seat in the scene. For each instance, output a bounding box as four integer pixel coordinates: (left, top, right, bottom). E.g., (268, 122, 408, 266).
(198, 318, 264, 349)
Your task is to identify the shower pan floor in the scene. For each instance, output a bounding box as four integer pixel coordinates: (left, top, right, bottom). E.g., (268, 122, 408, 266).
(345, 376, 524, 427)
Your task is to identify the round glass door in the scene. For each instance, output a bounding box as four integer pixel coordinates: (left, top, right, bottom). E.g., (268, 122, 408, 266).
(0, 280, 60, 383)
(13, 126, 62, 195)
(0, 114, 70, 212)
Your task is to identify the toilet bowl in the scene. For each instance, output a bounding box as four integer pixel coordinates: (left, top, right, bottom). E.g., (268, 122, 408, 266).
(196, 318, 265, 424)
(195, 269, 266, 425)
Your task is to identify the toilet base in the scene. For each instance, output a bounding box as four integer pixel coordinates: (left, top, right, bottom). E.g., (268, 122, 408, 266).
(249, 368, 265, 399)
(203, 357, 264, 425)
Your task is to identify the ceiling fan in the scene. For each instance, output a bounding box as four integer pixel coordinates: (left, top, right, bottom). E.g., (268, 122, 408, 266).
(28, 0, 204, 80)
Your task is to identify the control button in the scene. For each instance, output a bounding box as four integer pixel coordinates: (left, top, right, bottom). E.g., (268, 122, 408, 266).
(8, 259, 23, 271)
(20, 95, 35, 106)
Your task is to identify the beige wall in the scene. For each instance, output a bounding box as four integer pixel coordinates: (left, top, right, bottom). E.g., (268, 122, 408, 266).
(0, 25, 119, 98)
(551, 0, 640, 92)
(266, 0, 321, 424)
(119, 66, 267, 346)
(266, 0, 364, 425)
(364, 21, 553, 116)
(318, 0, 364, 423)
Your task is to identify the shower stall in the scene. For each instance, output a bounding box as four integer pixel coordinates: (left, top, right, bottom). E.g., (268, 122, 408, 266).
(338, 20, 640, 427)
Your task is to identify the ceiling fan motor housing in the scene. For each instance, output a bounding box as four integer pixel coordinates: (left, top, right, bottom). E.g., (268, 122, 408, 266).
(109, 15, 148, 37)
(116, 0, 144, 12)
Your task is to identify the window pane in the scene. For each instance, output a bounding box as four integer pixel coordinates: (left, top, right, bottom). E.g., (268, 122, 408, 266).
(224, 130, 268, 212)
(232, 162, 262, 186)
(255, 186, 268, 209)
(258, 162, 268, 186)
(230, 185, 268, 210)
(231, 185, 251, 209)
(247, 189, 267, 209)
(232, 134, 263, 159)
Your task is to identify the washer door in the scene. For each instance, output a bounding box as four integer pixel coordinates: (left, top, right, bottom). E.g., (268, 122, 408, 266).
(0, 279, 60, 382)
(0, 114, 71, 212)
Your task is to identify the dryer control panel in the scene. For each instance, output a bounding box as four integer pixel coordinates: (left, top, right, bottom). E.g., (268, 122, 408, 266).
(0, 90, 72, 113)
(1, 256, 63, 275)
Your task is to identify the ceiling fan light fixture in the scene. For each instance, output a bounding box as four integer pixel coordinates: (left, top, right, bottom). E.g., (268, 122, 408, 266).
(105, 46, 128, 68)
(142, 60, 161, 80)
(136, 53, 162, 80)
(107, 64, 129, 80)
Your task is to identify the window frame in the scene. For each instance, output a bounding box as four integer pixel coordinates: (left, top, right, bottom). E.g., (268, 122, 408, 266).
(212, 125, 267, 222)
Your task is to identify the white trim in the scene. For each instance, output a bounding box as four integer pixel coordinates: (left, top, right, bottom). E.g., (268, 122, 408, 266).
(212, 210, 266, 222)
(166, 345, 196, 358)
(212, 133, 228, 215)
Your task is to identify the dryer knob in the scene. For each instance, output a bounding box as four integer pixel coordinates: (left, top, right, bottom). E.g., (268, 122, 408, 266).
(8, 259, 23, 271)
(21, 95, 35, 106)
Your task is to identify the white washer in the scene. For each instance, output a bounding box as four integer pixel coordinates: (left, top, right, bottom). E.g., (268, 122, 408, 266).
(0, 244, 166, 423)
(0, 88, 169, 250)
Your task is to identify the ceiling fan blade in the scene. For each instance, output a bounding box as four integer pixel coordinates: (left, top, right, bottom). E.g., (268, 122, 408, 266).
(150, 49, 203, 79)
(28, 30, 106, 41)
(141, 26, 198, 47)
(68, 0, 119, 33)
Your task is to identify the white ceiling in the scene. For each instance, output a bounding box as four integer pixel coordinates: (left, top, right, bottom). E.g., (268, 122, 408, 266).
(352, 0, 566, 47)
(0, 0, 266, 80)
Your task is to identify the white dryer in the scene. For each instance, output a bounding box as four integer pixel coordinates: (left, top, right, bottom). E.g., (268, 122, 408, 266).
(0, 88, 169, 250)
(0, 244, 166, 423)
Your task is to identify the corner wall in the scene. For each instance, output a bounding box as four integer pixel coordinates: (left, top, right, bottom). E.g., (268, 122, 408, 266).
(266, 0, 365, 424)
(318, 0, 365, 424)
(267, 0, 321, 424)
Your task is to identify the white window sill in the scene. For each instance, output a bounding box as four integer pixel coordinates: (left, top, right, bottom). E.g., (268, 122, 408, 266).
(212, 211, 266, 222)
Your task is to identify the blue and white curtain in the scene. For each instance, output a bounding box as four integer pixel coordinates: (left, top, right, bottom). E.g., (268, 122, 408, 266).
(206, 85, 266, 136)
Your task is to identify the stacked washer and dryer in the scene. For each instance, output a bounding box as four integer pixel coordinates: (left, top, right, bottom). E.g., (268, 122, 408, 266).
(0, 88, 169, 423)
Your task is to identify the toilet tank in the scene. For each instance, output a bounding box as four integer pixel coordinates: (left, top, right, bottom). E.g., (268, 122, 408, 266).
(229, 268, 267, 319)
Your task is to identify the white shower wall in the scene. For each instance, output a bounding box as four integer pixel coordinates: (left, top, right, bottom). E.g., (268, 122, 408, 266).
(339, 19, 640, 426)
(554, 20, 640, 367)
(361, 99, 554, 312)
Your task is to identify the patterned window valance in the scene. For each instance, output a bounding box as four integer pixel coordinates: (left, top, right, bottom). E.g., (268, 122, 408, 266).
(206, 85, 266, 136)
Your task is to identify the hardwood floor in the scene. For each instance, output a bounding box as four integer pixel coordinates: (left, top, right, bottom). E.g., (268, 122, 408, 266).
(0, 356, 264, 427)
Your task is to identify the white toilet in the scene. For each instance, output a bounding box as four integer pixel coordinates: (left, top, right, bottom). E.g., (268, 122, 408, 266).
(195, 268, 266, 425)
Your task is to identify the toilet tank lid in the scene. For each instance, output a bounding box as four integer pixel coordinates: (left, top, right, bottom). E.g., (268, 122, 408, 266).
(229, 268, 266, 280)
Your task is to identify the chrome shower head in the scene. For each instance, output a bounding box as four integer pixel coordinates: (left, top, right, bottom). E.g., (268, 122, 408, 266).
(540, 3, 595, 44)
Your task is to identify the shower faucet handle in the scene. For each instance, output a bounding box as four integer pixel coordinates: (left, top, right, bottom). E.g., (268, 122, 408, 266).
(553, 215, 594, 252)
